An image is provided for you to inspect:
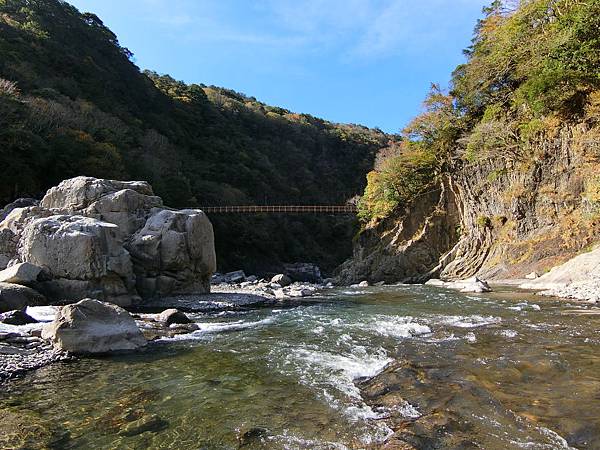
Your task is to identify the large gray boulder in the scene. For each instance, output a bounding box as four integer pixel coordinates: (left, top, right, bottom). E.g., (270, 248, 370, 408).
(283, 263, 322, 283)
(18, 215, 137, 306)
(41, 176, 163, 239)
(0, 262, 42, 286)
(0, 177, 216, 306)
(0, 282, 46, 312)
(0, 206, 54, 269)
(0, 198, 39, 221)
(129, 208, 216, 299)
(42, 298, 146, 353)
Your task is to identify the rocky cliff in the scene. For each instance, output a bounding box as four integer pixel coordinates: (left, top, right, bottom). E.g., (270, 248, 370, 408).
(337, 125, 600, 284)
(338, 0, 600, 286)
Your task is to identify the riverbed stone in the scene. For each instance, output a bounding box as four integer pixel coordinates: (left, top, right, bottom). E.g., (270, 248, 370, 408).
(42, 298, 147, 354)
(158, 308, 192, 326)
(284, 263, 322, 283)
(225, 270, 246, 283)
(271, 274, 292, 287)
(0, 282, 46, 312)
(0, 262, 42, 286)
(0, 309, 38, 325)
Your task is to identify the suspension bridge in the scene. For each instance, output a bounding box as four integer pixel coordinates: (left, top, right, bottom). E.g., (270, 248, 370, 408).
(197, 205, 357, 214)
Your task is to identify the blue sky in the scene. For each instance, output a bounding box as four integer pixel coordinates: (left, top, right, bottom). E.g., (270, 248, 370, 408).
(66, 0, 489, 134)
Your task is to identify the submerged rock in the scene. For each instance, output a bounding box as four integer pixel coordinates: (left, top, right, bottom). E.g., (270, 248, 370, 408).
(42, 298, 147, 354)
(118, 414, 169, 437)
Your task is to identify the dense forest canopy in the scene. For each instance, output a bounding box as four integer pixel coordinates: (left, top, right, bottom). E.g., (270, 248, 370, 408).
(358, 0, 600, 223)
(0, 0, 392, 273)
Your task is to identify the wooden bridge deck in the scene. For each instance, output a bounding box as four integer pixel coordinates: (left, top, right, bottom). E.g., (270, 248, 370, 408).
(198, 205, 357, 214)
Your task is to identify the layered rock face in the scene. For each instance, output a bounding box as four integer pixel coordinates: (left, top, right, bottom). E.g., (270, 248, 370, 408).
(339, 126, 599, 284)
(336, 180, 461, 284)
(0, 176, 216, 306)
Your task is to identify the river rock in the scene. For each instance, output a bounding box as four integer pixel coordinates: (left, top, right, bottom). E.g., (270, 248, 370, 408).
(0, 198, 39, 221)
(454, 277, 491, 293)
(0, 309, 38, 325)
(525, 271, 539, 280)
(0, 282, 46, 313)
(158, 308, 192, 325)
(424, 277, 492, 293)
(1, 177, 216, 305)
(128, 208, 216, 299)
(42, 298, 147, 353)
(41, 177, 164, 239)
(284, 263, 322, 283)
(0, 262, 42, 285)
(271, 274, 292, 287)
(18, 215, 137, 306)
(358, 280, 370, 287)
(118, 414, 169, 437)
(225, 270, 246, 283)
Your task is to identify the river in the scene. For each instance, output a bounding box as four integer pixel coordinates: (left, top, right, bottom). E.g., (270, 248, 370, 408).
(2, 284, 599, 449)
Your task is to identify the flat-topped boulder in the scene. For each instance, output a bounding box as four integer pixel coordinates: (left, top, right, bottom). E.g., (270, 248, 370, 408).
(42, 298, 147, 354)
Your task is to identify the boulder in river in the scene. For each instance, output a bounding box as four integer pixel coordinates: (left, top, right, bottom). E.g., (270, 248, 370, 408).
(0, 309, 38, 325)
(283, 263, 322, 283)
(0, 176, 216, 306)
(0, 262, 43, 286)
(128, 208, 216, 299)
(0, 282, 46, 313)
(42, 298, 147, 354)
(425, 277, 492, 293)
(224, 270, 246, 283)
(271, 274, 292, 287)
(158, 308, 192, 326)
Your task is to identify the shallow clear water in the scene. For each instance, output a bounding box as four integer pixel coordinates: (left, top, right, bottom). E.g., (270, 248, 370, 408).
(2, 285, 600, 449)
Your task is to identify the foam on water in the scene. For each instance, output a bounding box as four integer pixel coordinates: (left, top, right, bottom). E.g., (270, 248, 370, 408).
(26, 305, 58, 322)
(434, 315, 502, 328)
(159, 317, 276, 341)
(353, 315, 432, 338)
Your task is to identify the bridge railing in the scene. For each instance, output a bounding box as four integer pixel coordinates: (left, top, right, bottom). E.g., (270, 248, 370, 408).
(196, 205, 357, 214)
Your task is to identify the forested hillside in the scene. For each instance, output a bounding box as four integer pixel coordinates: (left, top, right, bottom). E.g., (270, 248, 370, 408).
(341, 0, 600, 283)
(0, 0, 390, 273)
